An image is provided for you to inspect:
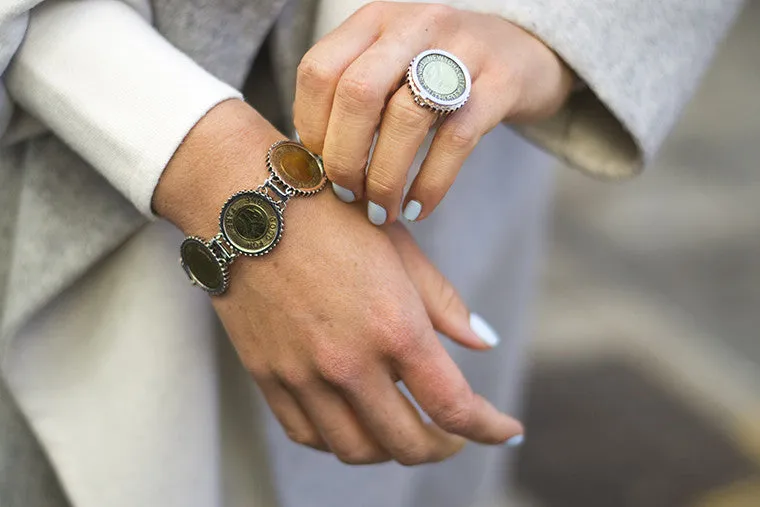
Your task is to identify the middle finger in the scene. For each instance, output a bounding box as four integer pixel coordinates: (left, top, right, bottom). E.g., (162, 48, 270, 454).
(322, 34, 428, 203)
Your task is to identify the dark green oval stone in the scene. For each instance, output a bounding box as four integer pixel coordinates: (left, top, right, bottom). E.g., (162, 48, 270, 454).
(181, 239, 224, 291)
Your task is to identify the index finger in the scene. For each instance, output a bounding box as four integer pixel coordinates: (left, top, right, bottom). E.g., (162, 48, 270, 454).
(394, 331, 523, 444)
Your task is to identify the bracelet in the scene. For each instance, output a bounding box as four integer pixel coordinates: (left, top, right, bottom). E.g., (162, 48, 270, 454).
(179, 140, 327, 295)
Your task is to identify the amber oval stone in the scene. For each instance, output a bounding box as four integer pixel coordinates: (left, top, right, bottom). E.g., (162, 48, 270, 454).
(268, 141, 325, 192)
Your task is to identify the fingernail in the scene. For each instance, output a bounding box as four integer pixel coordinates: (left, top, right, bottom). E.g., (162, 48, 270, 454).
(505, 434, 525, 448)
(402, 200, 422, 222)
(469, 313, 500, 347)
(332, 183, 356, 203)
(368, 201, 387, 226)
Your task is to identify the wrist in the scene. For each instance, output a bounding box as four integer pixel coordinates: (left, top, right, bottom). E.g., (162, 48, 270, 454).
(153, 99, 286, 236)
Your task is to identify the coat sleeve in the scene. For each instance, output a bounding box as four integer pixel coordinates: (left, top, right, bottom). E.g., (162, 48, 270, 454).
(1, 0, 242, 216)
(467, 0, 745, 179)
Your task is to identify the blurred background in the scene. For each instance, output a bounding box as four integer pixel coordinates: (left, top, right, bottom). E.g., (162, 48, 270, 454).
(510, 3, 760, 506)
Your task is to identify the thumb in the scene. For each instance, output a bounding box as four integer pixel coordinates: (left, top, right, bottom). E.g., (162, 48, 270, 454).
(385, 223, 500, 350)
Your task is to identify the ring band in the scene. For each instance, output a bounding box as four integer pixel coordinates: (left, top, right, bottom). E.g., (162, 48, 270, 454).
(407, 49, 471, 115)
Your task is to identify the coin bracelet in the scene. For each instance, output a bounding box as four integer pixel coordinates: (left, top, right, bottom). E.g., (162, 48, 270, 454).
(179, 140, 327, 295)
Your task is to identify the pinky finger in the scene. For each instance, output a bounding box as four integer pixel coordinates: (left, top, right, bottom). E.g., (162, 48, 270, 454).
(401, 93, 498, 222)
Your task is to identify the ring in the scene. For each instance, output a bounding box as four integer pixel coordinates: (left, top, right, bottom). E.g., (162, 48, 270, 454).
(407, 49, 471, 115)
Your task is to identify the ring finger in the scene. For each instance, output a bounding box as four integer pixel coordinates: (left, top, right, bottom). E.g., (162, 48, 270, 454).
(402, 78, 505, 222)
(292, 379, 391, 464)
(366, 47, 480, 225)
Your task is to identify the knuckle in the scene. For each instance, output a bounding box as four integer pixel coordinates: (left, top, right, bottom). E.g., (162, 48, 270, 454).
(335, 444, 384, 465)
(315, 348, 364, 388)
(367, 175, 399, 201)
(396, 443, 434, 466)
(437, 277, 461, 316)
(368, 308, 418, 357)
(338, 76, 381, 107)
(441, 122, 480, 153)
(356, 1, 384, 16)
(434, 389, 474, 433)
(246, 361, 275, 383)
(284, 427, 321, 448)
(323, 151, 366, 184)
(388, 97, 432, 130)
(415, 174, 451, 203)
(423, 3, 457, 28)
(275, 366, 313, 392)
(297, 55, 336, 90)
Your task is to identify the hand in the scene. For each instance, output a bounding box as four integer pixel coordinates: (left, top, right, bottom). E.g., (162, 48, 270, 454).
(294, 2, 574, 224)
(154, 99, 523, 465)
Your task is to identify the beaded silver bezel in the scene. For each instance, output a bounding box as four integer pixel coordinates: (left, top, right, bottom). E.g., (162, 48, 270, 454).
(407, 49, 471, 115)
(219, 190, 284, 257)
(179, 236, 230, 295)
(266, 140, 327, 196)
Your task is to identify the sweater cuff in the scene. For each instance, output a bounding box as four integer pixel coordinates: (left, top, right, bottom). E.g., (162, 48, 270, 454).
(457, 0, 741, 180)
(5, 0, 243, 217)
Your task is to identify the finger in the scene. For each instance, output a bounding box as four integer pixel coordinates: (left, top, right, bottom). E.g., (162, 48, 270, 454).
(386, 223, 498, 349)
(293, 4, 383, 156)
(340, 367, 466, 466)
(322, 35, 429, 206)
(402, 79, 504, 222)
(395, 333, 523, 445)
(256, 375, 330, 452)
(286, 377, 391, 465)
(364, 84, 438, 225)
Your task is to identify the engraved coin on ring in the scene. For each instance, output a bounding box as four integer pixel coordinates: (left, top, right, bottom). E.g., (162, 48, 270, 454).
(407, 49, 471, 115)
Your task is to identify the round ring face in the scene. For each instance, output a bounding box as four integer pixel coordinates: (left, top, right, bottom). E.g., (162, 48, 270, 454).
(221, 191, 283, 256)
(180, 238, 227, 294)
(410, 49, 471, 109)
(267, 141, 326, 194)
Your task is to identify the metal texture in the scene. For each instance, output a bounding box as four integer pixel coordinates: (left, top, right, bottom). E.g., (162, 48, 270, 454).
(407, 49, 471, 115)
(266, 140, 327, 195)
(179, 140, 326, 295)
(220, 191, 283, 256)
(179, 236, 230, 295)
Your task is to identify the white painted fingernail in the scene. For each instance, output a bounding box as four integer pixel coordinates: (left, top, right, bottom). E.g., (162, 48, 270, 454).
(332, 182, 356, 203)
(368, 201, 387, 226)
(402, 200, 422, 222)
(506, 434, 524, 448)
(469, 313, 500, 347)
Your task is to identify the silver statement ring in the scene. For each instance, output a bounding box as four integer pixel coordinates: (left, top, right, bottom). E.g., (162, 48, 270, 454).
(407, 49, 471, 115)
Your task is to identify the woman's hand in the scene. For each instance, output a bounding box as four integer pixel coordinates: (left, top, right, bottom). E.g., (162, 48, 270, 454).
(294, 2, 574, 224)
(154, 99, 522, 465)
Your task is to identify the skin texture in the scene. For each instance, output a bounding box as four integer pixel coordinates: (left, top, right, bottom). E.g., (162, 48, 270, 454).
(293, 2, 574, 224)
(153, 99, 523, 466)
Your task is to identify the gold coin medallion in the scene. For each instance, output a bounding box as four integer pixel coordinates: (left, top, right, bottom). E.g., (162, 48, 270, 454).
(221, 191, 282, 256)
(268, 141, 326, 194)
(180, 238, 227, 294)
